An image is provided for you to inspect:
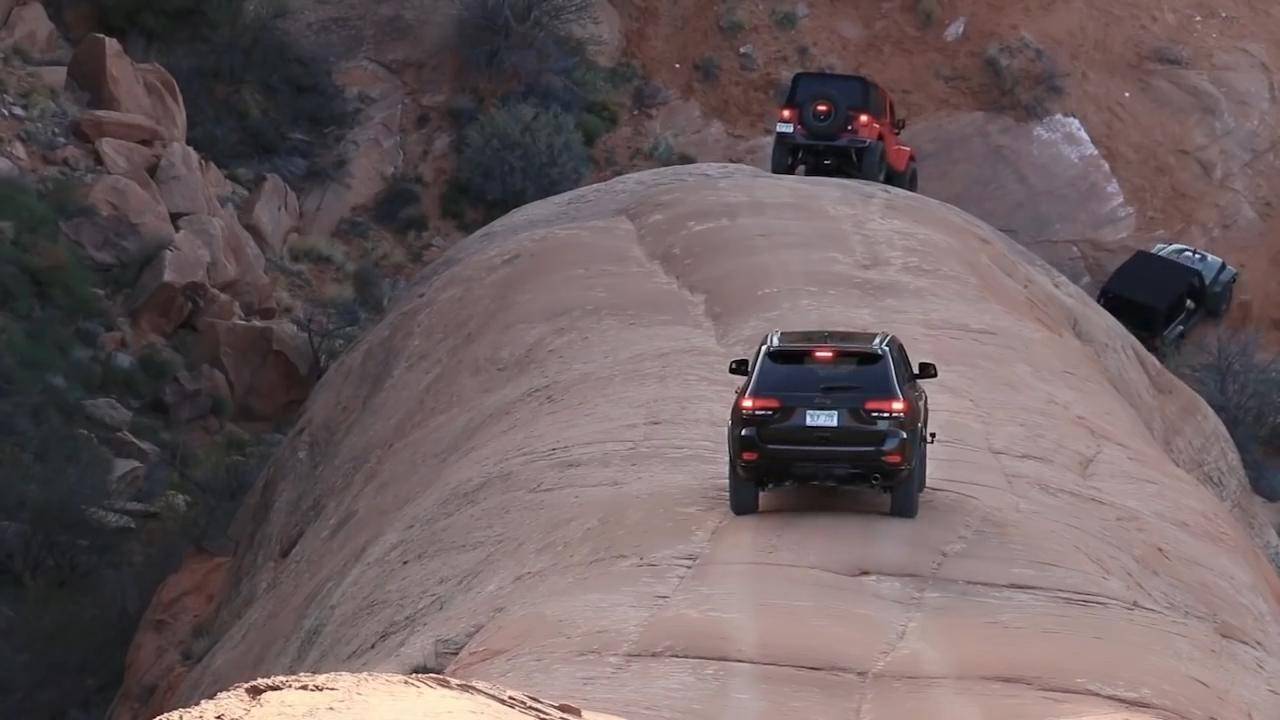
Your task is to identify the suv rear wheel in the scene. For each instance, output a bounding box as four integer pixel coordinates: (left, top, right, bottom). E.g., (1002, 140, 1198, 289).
(729, 464, 759, 515)
(858, 141, 888, 183)
(770, 142, 795, 174)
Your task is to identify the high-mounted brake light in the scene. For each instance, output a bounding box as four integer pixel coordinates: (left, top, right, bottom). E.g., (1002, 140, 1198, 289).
(816, 102, 831, 113)
(865, 399, 908, 418)
(812, 348, 836, 360)
(779, 107, 796, 121)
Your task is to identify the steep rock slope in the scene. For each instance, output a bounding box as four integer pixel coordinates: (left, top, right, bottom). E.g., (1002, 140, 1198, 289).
(157, 673, 622, 720)
(131, 165, 1279, 720)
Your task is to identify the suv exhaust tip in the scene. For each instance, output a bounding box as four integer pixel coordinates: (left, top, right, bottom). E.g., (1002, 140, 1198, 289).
(870, 474, 882, 486)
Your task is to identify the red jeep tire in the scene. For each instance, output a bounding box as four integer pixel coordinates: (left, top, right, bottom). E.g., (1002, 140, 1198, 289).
(890, 160, 919, 192)
(858, 141, 889, 183)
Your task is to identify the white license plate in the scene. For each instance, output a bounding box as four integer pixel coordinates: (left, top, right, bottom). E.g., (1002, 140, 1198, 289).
(775, 122, 795, 133)
(805, 410, 839, 428)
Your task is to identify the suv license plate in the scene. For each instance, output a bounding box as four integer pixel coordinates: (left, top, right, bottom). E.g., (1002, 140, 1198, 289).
(805, 410, 839, 428)
(775, 122, 795, 133)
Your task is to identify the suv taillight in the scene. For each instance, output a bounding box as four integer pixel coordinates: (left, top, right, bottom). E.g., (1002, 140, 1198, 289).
(864, 398, 908, 419)
(779, 106, 797, 122)
(739, 396, 782, 417)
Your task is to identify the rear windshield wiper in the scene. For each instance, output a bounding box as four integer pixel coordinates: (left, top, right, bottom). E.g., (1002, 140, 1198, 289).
(818, 384, 863, 393)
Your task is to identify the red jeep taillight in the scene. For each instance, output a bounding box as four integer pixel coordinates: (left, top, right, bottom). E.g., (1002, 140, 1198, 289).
(739, 396, 782, 417)
(864, 399, 908, 419)
(779, 106, 796, 122)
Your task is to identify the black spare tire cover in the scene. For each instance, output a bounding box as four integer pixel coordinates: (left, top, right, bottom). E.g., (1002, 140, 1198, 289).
(801, 95, 845, 140)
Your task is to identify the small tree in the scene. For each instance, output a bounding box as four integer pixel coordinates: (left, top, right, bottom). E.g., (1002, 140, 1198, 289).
(454, 0, 598, 79)
(1170, 328, 1280, 500)
(456, 101, 590, 213)
(291, 300, 363, 380)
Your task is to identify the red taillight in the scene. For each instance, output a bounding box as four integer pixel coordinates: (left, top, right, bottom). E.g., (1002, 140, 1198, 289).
(779, 107, 796, 121)
(741, 451, 760, 462)
(816, 102, 831, 113)
(739, 396, 781, 411)
(883, 453, 904, 465)
(865, 399, 908, 418)
(812, 348, 835, 361)
(857, 113, 871, 126)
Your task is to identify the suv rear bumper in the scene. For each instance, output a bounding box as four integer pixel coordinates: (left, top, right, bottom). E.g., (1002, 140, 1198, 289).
(732, 427, 915, 488)
(774, 134, 873, 150)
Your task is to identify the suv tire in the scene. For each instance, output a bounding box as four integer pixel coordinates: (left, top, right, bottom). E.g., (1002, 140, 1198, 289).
(889, 458, 921, 519)
(771, 142, 795, 174)
(729, 464, 759, 516)
(889, 160, 919, 192)
(1208, 282, 1234, 318)
(916, 439, 928, 492)
(858, 141, 889, 183)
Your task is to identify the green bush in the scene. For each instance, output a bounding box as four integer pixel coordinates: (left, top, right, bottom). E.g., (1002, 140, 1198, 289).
(78, 0, 352, 184)
(456, 0, 598, 80)
(456, 101, 590, 213)
(372, 180, 428, 234)
(694, 55, 721, 82)
(771, 9, 799, 30)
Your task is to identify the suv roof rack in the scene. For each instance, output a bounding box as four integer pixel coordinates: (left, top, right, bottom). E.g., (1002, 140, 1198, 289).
(766, 329, 890, 349)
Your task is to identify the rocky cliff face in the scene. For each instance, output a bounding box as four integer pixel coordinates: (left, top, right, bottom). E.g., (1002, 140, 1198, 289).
(123, 165, 1280, 720)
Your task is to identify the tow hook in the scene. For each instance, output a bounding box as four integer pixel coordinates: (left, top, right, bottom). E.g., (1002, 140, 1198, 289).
(926, 432, 937, 445)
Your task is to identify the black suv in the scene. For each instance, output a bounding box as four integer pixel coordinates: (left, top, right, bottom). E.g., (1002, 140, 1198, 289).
(727, 330, 937, 518)
(1095, 243, 1238, 359)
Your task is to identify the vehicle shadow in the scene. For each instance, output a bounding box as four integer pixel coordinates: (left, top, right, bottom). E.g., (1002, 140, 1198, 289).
(758, 484, 894, 516)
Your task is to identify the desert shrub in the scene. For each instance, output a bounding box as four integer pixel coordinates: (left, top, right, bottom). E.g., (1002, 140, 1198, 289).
(771, 8, 799, 30)
(289, 236, 349, 267)
(74, 0, 353, 185)
(984, 34, 1067, 119)
(1149, 43, 1191, 67)
(0, 416, 113, 585)
(373, 180, 429, 234)
(456, 101, 590, 214)
(914, 0, 940, 27)
(694, 55, 721, 83)
(718, 3, 747, 35)
(1171, 328, 1280, 500)
(352, 260, 389, 313)
(292, 299, 364, 379)
(455, 0, 598, 80)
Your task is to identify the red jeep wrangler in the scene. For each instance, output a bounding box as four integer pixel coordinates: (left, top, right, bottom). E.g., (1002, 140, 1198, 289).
(771, 72, 918, 190)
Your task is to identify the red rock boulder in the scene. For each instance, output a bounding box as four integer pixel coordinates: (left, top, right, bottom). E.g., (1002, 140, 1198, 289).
(67, 34, 185, 142)
(193, 320, 314, 421)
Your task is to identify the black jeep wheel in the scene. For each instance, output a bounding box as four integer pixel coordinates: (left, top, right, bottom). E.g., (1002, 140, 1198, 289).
(915, 437, 928, 492)
(1208, 281, 1234, 318)
(729, 464, 759, 516)
(890, 160, 919, 192)
(770, 142, 795, 174)
(858, 141, 889, 183)
(889, 459, 921, 519)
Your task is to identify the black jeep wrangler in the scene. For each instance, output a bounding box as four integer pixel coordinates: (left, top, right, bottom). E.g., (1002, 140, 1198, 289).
(771, 71, 919, 189)
(727, 330, 937, 518)
(1096, 243, 1238, 359)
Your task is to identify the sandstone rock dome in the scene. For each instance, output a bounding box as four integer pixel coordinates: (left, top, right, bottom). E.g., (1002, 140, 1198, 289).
(127, 165, 1279, 720)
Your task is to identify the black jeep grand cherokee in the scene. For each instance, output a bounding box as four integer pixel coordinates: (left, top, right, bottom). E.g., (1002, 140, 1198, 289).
(727, 330, 937, 518)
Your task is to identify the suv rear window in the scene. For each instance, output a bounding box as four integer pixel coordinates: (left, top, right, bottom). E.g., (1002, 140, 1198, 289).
(751, 349, 898, 394)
